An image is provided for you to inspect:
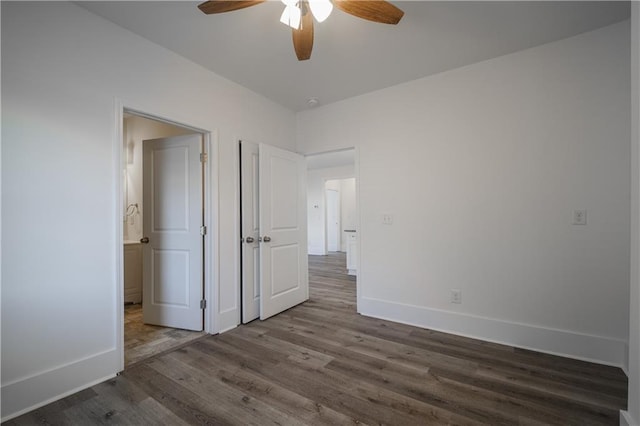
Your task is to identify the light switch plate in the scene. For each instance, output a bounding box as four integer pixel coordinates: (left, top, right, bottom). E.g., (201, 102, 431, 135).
(382, 214, 393, 225)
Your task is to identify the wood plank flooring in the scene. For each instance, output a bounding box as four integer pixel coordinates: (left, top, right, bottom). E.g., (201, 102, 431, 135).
(124, 304, 206, 367)
(7, 252, 627, 425)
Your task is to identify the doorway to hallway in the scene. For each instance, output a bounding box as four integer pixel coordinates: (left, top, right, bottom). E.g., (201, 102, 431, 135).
(305, 148, 358, 297)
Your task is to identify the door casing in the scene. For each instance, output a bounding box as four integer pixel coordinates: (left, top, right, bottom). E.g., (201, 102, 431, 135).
(115, 101, 217, 372)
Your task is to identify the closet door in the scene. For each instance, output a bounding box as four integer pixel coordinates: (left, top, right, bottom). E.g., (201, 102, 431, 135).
(258, 144, 308, 320)
(240, 141, 260, 323)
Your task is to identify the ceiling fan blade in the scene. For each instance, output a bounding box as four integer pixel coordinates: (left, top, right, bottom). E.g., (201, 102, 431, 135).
(292, 12, 314, 61)
(198, 0, 266, 15)
(333, 0, 404, 25)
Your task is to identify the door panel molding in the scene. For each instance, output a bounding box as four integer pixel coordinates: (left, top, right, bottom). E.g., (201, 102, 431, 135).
(142, 134, 204, 331)
(259, 143, 309, 320)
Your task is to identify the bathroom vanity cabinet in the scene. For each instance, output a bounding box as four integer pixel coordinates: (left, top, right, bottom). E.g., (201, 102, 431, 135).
(124, 241, 142, 303)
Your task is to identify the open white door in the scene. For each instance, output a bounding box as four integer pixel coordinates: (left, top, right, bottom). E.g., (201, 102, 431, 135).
(240, 141, 260, 323)
(326, 188, 340, 252)
(142, 134, 204, 331)
(259, 144, 308, 320)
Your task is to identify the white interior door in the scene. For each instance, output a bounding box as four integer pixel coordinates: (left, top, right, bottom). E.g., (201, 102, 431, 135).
(240, 141, 260, 323)
(259, 144, 308, 320)
(142, 134, 204, 331)
(326, 189, 340, 252)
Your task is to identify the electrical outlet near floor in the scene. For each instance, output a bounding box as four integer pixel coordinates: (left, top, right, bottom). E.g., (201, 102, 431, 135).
(573, 209, 587, 225)
(451, 289, 462, 304)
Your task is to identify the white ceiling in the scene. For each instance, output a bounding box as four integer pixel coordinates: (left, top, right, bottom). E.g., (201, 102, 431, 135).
(78, 1, 630, 112)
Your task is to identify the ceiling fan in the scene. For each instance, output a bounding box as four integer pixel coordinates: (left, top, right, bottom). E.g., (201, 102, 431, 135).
(198, 0, 404, 61)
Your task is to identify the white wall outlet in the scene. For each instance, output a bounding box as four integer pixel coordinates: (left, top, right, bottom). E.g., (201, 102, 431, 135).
(451, 289, 462, 304)
(382, 214, 393, 225)
(573, 209, 587, 225)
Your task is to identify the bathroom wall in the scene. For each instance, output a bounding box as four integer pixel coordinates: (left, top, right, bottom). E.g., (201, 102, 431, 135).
(123, 115, 195, 241)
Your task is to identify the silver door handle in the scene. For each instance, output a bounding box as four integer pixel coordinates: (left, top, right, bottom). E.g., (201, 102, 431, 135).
(140, 237, 150, 244)
(262, 236, 271, 242)
(245, 236, 255, 243)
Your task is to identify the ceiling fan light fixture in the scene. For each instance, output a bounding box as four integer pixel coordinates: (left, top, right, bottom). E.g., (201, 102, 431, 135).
(280, 3, 302, 29)
(308, 0, 333, 23)
(198, 0, 404, 61)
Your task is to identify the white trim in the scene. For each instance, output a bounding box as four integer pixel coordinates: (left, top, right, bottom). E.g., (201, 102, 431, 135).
(115, 99, 218, 357)
(114, 99, 125, 372)
(354, 146, 362, 315)
(359, 296, 628, 368)
(1, 350, 118, 422)
(628, 3, 640, 425)
(232, 138, 242, 327)
(308, 248, 326, 255)
(203, 130, 220, 334)
(620, 410, 638, 426)
(218, 309, 240, 333)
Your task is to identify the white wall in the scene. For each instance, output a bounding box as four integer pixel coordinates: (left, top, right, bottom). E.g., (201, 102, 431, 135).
(307, 166, 355, 255)
(122, 115, 194, 241)
(625, 3, 639, 426)
(298, 22, 631, 367)
(1, 2, 295, 420)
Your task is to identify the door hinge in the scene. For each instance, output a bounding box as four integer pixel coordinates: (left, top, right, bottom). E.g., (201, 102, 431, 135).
(200, 225, 207, 236)
(200, 152, 208, 163)
(200, 299, 207, 310)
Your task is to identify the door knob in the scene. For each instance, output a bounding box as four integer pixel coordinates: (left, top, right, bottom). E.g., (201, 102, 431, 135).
(262, 236, 271, 242)
(245, 236, 255, 243)
(140, 237, 150, 244)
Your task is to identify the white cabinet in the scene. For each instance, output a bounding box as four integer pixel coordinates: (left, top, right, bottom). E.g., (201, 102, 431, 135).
(345, 231, 357, 276)
(124, 242, 142, 303)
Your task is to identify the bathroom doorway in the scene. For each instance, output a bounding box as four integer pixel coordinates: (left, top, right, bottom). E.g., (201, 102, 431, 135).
(122, 111, 207, 366)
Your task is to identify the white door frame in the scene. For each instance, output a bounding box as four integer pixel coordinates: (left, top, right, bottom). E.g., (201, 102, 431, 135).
(305, 147, 361, 310)
(114, 100, 218, 372)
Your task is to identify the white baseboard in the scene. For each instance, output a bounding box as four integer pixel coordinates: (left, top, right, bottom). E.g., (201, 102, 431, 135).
(217, 308, 240, 334)
(359, 297, 627, 368)
(1, 349, 119, 422)
(620, 410, 639, 426)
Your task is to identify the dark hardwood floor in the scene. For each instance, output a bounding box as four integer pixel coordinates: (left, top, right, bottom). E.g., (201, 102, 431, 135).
(7, 253, 627, 425)
(124, 304, 206, 367)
